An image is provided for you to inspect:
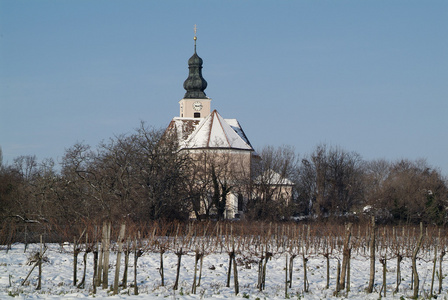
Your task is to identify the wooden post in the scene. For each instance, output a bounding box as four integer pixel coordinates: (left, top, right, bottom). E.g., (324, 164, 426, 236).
(367, 216, 376, 293)
(173, 248, 182, 290)
(430, 243, 437, 298)
(232, 250, 239, 295)
(96, 240, 103, 287)
(285, 254, 288, 298)
(133, 232, 141, 295)
(122, 238, 130, 289)
(77, 233, 88, 288)
(93, 240, 98, 294)
(334, 259, 341, 296)
(102, 221, 111, 290)
(73, 236, 78, 286)
(37, 235, 43, 290)
(339, 223, 352, 290)
(113, 223, 126, 295)
(192, 248, 199, 294)
(380, 257, 387, 297)
(412, 222, 424, 299)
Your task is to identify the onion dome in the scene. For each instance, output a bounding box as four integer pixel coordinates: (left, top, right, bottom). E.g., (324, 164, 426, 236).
(183, 34, 208, 99)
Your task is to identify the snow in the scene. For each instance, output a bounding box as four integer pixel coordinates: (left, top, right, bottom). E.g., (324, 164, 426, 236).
(1, 242, 447, 299)
(183, 111, 253, 150)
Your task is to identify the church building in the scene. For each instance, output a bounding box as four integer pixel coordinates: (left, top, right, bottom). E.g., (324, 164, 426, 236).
(165, 32, 257, 219)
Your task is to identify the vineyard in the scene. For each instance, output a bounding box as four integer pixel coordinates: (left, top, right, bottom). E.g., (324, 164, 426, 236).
(1, 220, 448, 299)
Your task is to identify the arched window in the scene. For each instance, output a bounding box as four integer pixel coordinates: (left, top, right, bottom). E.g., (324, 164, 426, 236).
(238, 194, 244, 211)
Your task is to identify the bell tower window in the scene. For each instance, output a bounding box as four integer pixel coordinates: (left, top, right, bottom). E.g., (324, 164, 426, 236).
(194, 112, 201, 118)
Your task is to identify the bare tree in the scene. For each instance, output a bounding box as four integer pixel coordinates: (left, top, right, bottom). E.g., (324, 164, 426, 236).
(246, 145, 298, 221)
(298, 144, 364, 220)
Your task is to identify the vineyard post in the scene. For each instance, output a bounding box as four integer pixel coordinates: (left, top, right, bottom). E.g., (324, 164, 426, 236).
(285, 254, 288, 298)
(173, 247, 183, 290)
(257, 245, 264, 290)
(37, 235, 43, 290)
(96, 233, 103, 287)
(102, 221, 111, 290)
(289, 247, 296, 288)
(24, 224, 28, 253)
(159, 247, 165, 286)
(226, 238, 233, 287)
(232, 243, 239, 295)
(439, 228, 445, 294)
(393, 226, 403, 293)
(302, 225, 309, 293)
(412, 222, 424, 299)
(347, 248, 351, 293)
(122, 238, 130, 289)
(133, 231, 141, 295)
(334, 259, 341, 296)
(93, 238, 98, 294)
(21, 246, 48, 287)
(77, 232, 89, 288)
(73, 236, 78, 286)
(197, 244, 205, 287)
(113, 223, 126, 295)
(380, 257, 386, 297)
(339, 223, 352, 290)
(430, 239, 437, 298)
(192, 247, 200, 294)
(366, 216, 375, 293)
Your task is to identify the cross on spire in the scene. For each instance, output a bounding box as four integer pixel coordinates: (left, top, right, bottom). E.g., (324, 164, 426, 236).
(193, 24, 197, 52)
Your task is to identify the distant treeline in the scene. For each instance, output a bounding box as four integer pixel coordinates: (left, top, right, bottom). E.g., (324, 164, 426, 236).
(0, 124, 447, 226)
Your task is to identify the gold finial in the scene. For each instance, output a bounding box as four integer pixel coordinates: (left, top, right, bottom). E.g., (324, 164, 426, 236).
(194, 24, 197, 41)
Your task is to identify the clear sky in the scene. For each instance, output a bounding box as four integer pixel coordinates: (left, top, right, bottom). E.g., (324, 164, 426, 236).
(1, 1, 447, 176)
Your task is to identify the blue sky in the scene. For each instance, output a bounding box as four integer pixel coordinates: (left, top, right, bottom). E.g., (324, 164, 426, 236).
(1, 1, 447, 175)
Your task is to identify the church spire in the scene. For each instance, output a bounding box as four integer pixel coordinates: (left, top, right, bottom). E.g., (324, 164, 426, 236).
(183, 25, 207, 99)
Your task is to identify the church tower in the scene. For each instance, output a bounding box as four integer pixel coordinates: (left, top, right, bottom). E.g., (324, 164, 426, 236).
(179, 26, 211, 118)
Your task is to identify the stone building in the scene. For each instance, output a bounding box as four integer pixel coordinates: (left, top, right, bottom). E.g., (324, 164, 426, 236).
(165, 33, 293, 219)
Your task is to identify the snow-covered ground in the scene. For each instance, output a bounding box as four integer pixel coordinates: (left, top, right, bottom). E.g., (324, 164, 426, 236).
(1, 243, 448, 299)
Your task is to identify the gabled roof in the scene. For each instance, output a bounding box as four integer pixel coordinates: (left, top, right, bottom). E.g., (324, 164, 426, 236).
(169, 110, 254, 151)
(254, 169, 295, 186)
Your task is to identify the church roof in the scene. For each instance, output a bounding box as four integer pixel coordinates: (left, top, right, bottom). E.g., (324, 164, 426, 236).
(168, 110, 254, 151)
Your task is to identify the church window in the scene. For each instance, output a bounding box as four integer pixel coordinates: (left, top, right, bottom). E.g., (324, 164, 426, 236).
(194, 112, 201, 118)
(238, 194, 244, 211)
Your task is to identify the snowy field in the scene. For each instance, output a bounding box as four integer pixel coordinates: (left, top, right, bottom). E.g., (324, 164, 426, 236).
(1, 243, 448, 300)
